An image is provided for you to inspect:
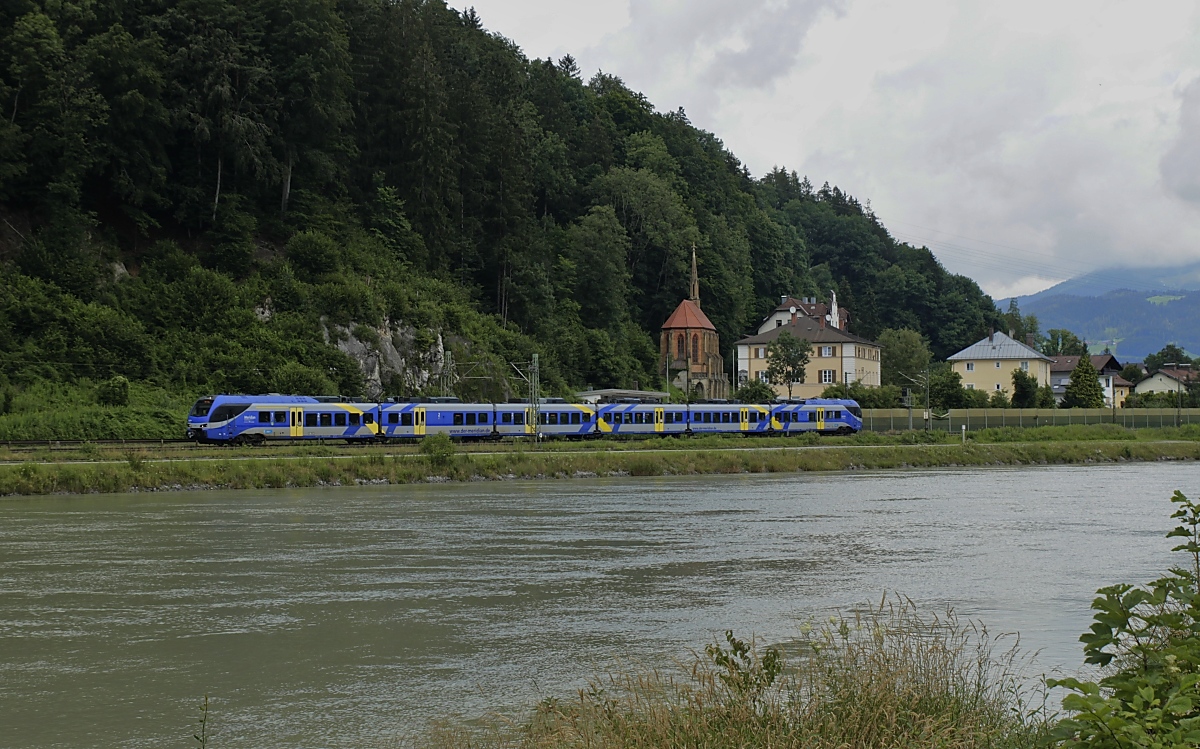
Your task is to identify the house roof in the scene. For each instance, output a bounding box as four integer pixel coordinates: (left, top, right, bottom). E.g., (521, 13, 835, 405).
(947, 331, 1051, 362)
(735, 318, 877, 347)
(765, 296, 849, 328)
(1114, 375, 1133, 387)
(1149, 368, 1195, 384)
(662, 299, 716, 331)
(1049, 354, 1122, 374)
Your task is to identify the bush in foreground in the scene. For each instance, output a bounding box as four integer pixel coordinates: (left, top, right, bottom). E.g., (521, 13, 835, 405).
(430, 600, 1049, 749)
(1048, 490, 1200, 747)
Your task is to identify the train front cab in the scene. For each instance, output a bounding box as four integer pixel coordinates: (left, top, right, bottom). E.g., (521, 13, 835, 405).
(189, 396, 380, 443)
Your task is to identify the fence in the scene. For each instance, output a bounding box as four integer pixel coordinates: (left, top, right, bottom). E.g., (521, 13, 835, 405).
(860, 408, 1200, 433)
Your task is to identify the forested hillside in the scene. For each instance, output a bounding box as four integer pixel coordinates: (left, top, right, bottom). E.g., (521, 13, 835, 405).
(0, 0, 1003, 401)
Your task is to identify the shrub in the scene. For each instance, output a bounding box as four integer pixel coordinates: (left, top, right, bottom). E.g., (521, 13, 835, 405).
(96, 376, 130, 406)
(419, 433, 455, 471)
(1048, 490, 1200, 747)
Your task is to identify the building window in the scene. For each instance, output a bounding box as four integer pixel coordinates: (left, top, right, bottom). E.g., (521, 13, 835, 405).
(757, 370, 769, 382)
(966, 383, 975, 390)
(820, 370, 835, 384)
(995, 361, 1002, 368)
(819, 345, 834, 357)
(692, 334, 699, 360)
(676, 334, 685, 357)
(776, 319, 782, 327)
(1021, 361, 1029, 371)
(995, 383, 1002, 390)
(966, 362, 975, 371)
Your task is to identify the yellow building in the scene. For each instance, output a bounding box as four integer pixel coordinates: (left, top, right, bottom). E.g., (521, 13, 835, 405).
(947, 331, 1051, 395)
(734, 315, 881, 399)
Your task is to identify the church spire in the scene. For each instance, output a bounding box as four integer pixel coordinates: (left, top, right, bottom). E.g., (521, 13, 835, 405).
(689, 244, 700, 306)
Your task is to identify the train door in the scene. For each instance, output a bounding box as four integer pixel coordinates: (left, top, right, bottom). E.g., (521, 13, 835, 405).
(525, 408, 535, 435)
(654, 408, 664, 433)
(414, 407, 427, 436)
(739, 408, 749, 432)
(816, 407, 825, 431)
(290, 407, 304, 438)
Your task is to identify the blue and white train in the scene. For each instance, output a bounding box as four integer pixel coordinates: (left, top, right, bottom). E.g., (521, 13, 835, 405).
(186, 395, 863, 444)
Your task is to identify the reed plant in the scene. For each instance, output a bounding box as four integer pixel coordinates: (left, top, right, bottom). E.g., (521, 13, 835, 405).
(427, 598, 1050, 749)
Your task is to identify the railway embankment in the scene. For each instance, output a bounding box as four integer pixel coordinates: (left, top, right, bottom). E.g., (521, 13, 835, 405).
(1, 433, 1198, 497)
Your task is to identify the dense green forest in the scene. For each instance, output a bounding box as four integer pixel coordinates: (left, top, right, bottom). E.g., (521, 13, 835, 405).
(0, 0, 1004, 402)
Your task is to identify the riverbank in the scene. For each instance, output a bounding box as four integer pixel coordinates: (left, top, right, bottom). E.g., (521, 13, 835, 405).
(2, 438, 1197, 496)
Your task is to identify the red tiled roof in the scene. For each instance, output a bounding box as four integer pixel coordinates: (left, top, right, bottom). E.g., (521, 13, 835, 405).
(1049, 354, 1122, 374)
(662, 299, 716, 331)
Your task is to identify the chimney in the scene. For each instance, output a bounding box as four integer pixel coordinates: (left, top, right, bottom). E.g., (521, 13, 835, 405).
(1008, 329, 1015, 339)
(1025, 333, 1035, 348)
(988, 327, 994, 343)
(818, 315, 825, 329)
(781, 295, 788, 304)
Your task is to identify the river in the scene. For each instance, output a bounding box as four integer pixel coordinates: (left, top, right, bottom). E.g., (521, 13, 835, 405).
(0, 463, 1195, 747)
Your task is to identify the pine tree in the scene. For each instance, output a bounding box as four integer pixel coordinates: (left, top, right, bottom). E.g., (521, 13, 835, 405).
(1062, 356, 1105, 408)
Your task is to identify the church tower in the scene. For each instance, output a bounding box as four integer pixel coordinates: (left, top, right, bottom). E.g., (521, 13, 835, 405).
(660, 246, 729, 399)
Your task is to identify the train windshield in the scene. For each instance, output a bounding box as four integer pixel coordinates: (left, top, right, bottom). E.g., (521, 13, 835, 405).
(848, 406, 862, 418)
(189, 397, 215, 418)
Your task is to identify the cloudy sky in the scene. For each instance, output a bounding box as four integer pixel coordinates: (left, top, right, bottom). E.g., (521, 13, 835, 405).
(449, 0, 1200, 298)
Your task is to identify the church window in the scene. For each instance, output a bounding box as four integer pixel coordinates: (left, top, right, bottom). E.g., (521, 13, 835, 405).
(692, 334, 699, 360)
(676, 334, 685, 357)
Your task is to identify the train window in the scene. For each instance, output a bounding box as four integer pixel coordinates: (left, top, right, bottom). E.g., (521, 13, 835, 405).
(571, 413, 580, 424)
(808, 412, 816, 422)
(258, 411, 271, 423)
(465, 413, 476, 426)
(453, 413, 464, 426)
(749, 412, 758, 423)
(583, 413, 591, 422)
(349, 413, 360, 426)
(514, 413, 524, 425)
(549, 413, 559, 425)
(400, 413, 411, 426)
(274, 411, 287, 423)
(386, 413, 397, 425)
(624, 413, 633, 424)
(305, 413, 318, 427)
(209, 404, 250, 423)
(479, 413, 488, 424)
(538, 412, 547, 424)
(190, 397, 215, 418)
(334, 413, 347, 427)
(502, 413, 513, 424)
(364, 414, 374, 424)
(319, 413, 332, 427)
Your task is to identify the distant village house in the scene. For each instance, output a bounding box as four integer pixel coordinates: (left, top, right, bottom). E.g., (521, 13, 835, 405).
(947, 331, 1051, 395)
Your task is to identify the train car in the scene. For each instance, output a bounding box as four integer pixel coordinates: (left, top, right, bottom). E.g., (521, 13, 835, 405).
(494, 403, 536, 438)
(687, 403, 772, 435)
(533, 401, 597, 437)
(187, 394, 380, 444)
(771, 399, 862, 435)
(378, 400, 496, 440)
(594, 403, 688, 436)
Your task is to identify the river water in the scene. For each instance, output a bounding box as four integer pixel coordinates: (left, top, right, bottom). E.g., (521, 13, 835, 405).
(1, 463, 1196, 747)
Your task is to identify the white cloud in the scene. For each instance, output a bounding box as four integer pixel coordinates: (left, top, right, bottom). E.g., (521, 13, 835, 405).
(451, 1, 1200, 297)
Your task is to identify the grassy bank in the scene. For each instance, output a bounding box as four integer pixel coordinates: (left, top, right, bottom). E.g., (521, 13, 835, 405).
(2, 438, 1197, 497)
(426, 599, 1050, 749)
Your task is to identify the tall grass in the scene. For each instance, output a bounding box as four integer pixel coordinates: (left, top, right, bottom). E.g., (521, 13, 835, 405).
(427, 599, 1050, 749)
